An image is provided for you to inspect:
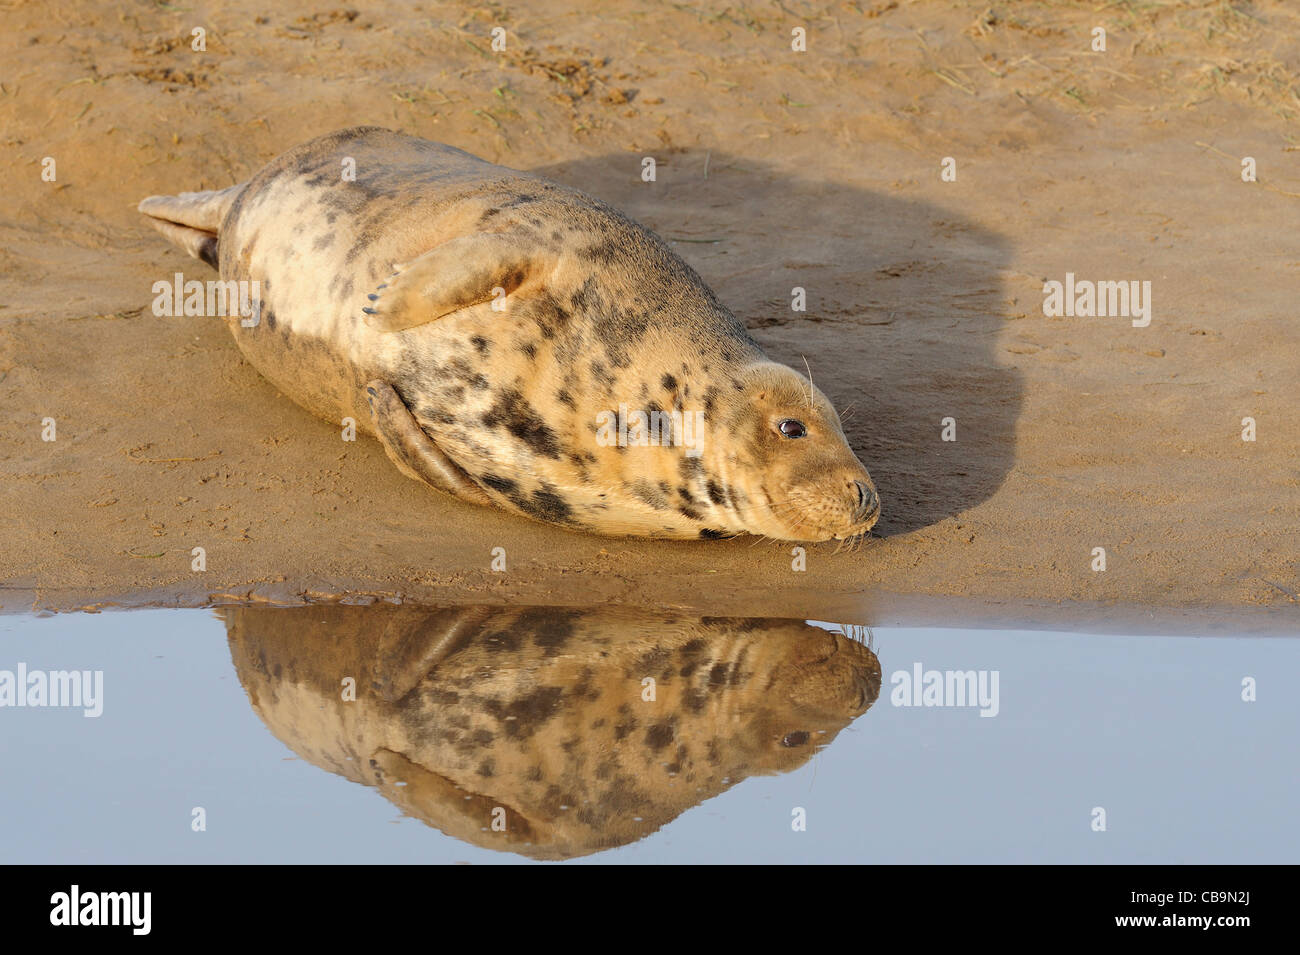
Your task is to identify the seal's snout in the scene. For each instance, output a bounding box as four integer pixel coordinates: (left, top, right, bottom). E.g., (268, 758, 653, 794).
(852, 480, 879, 520)
(837, 474, 880, 538)
(777, 628, 883, 720)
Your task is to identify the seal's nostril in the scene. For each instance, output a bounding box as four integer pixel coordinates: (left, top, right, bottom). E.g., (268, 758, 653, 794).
(853, 480, 876, 513)
(851, 481, 880, 523)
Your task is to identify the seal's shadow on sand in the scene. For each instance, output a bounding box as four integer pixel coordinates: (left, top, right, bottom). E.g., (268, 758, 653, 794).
(534, 152, 1019, 537)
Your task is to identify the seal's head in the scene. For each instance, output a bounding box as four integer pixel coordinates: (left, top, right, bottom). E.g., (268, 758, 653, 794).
(707, 360, 880, 542)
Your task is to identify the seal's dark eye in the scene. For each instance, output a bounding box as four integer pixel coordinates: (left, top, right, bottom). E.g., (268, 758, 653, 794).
(778, 419, 807, 439)
(781, 731, 810, 748)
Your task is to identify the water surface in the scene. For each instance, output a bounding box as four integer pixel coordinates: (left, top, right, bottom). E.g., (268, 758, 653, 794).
(1, 605, 1295, 863)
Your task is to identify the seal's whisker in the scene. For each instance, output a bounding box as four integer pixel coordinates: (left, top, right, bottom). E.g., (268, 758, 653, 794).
(850, 531, 877, 554)
(762, 502, 821, 538)
(761, 499, 813, 529)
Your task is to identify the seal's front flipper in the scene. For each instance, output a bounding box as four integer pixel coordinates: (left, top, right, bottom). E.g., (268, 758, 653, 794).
(374, 606, 496, 702)
(365, 379, 492, 506)
(367, 748, 540, 847)
(362, 233, 554, 332)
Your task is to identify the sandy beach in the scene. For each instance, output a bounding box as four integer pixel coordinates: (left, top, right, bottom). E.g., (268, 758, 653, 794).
(2, 0, 1297, 628)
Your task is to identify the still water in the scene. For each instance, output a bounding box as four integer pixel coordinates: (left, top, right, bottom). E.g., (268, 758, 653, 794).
(1, 605, 1296, 863)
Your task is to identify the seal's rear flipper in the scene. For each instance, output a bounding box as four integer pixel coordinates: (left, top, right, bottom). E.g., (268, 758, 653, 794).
(365, 379, 492, 507)
(144, 218, 220, 267)
(138, 183, 246, 269)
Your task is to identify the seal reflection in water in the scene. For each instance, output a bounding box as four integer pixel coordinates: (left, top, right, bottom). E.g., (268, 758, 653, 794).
(222, 603, 881, 860)
(140, 127, 880, 542)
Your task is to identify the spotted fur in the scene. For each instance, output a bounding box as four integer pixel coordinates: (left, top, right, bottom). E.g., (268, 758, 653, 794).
(223, 603, 881, 860)
(140, 127, 880, 540)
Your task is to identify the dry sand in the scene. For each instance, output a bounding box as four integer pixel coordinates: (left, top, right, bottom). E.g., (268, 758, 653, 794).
(1, 0, 1297, 628)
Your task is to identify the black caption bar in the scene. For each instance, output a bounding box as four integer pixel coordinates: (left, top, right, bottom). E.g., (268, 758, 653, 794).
(4, 864, 1272, 941)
